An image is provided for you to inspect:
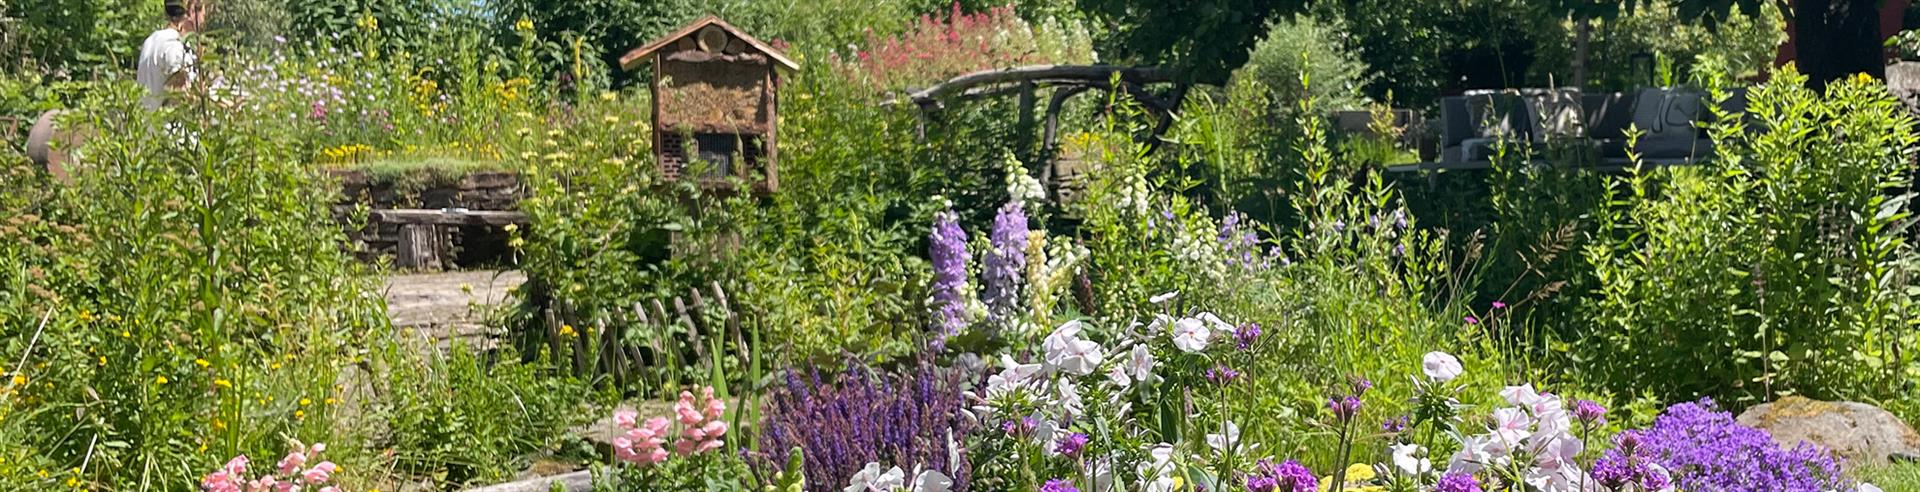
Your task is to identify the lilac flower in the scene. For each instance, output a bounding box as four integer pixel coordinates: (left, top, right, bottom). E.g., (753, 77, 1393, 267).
(1381, 416, 1409, 434)
(1436, 472, 1482, 492)
(1574, 399, 1606, 425)
(1246, 459, 1317, 492)
(982, 202, 1028, 319)
(928, 210, 971, 347)
(1039, 479, 1079, 492)
(1393, 209, 1408, 230)
(1593, 430, 1666, 491)
(1634, 399, 1848, 492)
(1233, 323, 1262, 350)
(1054, 433, 1088, 458)
(1206, 365, 1241, 386)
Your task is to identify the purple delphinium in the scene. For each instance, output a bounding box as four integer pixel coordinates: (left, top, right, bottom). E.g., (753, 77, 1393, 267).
(1634, 399, 1847, 492)
(1233, 323, 1262, 350)
(1055, 432, 1088, 458)
(982, 202, 1028, 319)
(1435, 472, 1482, 492)
(1039, 479, 1079, 492)
(753, 362, 974, 492)
(928, 209, 972, 348)
(1219, 212, 1266, 271)
(1206, 364, 1241, 386)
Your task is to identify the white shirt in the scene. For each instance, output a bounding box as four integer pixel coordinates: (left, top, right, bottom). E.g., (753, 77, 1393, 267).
(137, 28, 195, 109)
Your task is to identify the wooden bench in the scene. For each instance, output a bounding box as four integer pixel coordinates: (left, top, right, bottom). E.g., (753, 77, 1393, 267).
(372, 208, 529, 271)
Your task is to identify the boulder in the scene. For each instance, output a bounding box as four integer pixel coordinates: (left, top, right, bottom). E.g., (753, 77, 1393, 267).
(1889, 62, 1920, 116)
(1736, 396, 1920, 465)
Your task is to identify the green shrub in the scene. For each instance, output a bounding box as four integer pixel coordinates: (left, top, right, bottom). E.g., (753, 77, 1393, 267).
(1580, 68, 1920, 410)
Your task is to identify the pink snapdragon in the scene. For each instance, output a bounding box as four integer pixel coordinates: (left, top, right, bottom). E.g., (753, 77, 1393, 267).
(672, 387, 729, 456)
(612, 411, 672, 466)
(200, 441, 338, 492)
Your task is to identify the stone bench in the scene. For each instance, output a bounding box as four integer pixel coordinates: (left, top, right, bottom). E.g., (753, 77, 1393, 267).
(371, 208, 528, 271)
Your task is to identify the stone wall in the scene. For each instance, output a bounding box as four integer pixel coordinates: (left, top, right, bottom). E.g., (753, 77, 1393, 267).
(330, 169, 523, 268)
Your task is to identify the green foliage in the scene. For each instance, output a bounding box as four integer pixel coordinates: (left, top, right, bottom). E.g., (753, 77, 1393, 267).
(0, 84, 387, 488)
(1586, 0, 1783, 89)
(375, 342, 588, 487)
(1581, 68, 1920, 409)
(1233, 14, 1371, 115)
(1074, 0, 1304, 85)
(2, 0, 152, 75)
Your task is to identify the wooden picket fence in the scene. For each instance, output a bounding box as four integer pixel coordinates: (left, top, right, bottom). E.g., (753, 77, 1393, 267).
(532, 281, 748, 396)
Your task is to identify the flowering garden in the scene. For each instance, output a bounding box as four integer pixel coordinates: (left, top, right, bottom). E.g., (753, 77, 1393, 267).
(5, 0, 1920, 491)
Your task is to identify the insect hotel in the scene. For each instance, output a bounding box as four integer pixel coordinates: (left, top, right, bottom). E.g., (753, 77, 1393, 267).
(619, 16, 797, 193)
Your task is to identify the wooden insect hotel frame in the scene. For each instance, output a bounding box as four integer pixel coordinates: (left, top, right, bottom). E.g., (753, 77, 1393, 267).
(619, 16, 798, 194)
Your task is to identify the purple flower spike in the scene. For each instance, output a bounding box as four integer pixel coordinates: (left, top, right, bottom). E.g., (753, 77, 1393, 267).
(1207, 365, 1241, 386)
(1040, 479, 1079, 492)
(1328, 395, 1362, 422)
(928, 209, 972, 347)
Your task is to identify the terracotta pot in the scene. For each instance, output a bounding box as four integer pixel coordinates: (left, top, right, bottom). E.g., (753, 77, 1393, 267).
(25, 110, 88, 183)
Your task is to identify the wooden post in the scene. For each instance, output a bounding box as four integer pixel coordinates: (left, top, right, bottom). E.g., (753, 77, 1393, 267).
(396, 223, 443, 271)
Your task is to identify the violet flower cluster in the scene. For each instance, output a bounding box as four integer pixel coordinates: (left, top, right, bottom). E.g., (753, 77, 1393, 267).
(754, 362, 974, 492)
(1244, 458, 1317, 492)
(982, 202, 1028, 320)
(928, 209, 972, 347)
(1634, 399, 1849, 492)
(1590, 430, 1671, 491)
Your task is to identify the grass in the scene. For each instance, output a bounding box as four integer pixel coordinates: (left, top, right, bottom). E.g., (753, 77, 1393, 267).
(350, 155, 508, 190)
(1859, 462, 1920, 491)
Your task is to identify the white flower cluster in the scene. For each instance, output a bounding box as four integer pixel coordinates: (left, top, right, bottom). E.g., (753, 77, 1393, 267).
(1004, 153, 1047, 208)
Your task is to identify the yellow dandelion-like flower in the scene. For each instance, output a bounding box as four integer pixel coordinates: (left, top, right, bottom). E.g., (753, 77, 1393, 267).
(194, 358, 210, 368)
(214, 379, 232, 389)
(558, 324, 577, 337)
(270, 362, 282, 370)
(295, 410, 306, 419)
(514, 17, 535, 33)
(154, 375, 168, 385)
(300, 398, 311, 406)
(11, 375, 25, 387)
(77, 310, 94, 322)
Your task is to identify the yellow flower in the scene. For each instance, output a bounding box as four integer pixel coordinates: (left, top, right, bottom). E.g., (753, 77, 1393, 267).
(270, 362, 282, 370)
(10, 375, 25, 387)
(558, 324, 577, 337)
(154, 375, 168, 385)
(1345, 463, 1377, 482)
(194, 358, 210, 368)
(325, 397, 338, 405)
(77, 310, 94, 322)
(300, 398, 311, 406)
(97, 356, 105, 366)
(295, 410, 306, 419)
(514, 17, 535, 33)
(214, 379, 232, 389)
(119, 330, 129, 338)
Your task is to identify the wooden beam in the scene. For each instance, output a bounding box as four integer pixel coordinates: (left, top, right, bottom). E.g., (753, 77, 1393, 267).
(372, 209, 529, 226)
(905, 65, 1175, 107)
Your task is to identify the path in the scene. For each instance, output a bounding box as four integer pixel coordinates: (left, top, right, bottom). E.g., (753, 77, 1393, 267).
(383, 269, 525, 347)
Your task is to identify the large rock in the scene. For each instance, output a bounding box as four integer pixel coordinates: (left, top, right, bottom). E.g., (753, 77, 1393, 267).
(1736, 396, 1920, 465)
(1889, 62, 1920, 116)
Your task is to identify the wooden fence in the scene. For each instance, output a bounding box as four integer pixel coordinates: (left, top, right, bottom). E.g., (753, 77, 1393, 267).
(531, 281, 748, 395)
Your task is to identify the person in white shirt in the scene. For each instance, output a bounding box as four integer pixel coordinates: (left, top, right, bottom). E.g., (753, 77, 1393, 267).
(137, 0, 202, 110)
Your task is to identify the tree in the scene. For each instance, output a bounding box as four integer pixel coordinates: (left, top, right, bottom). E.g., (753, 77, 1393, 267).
(1631, 0, 1888, 89)
(1073, 0, 1307, 86)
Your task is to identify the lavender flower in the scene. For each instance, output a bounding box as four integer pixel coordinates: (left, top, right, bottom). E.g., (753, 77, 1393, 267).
(1381, 416, 1409, 434)
(1574, 399, 1606, 425)
(1435, 472, 1482, 492)
(1233, 323, 1262, 350)
(929, 209, 972, 347)
(1207, 365, 1241, 386)
(982, 202, 1028, 319)
(1592, 430, 1666, 491)
(1634, 399, 1847, 492)
(1040, 479, 1079, 492)
(1054, 432, 1088, 458)
(1349, 376, 1373, 397)
(1328, 395, 1362, 422)
(753, 362, 974, 492)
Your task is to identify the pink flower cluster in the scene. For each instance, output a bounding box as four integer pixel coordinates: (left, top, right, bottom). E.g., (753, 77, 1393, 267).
(609, 386, 730, 467)
(672, 386, 729, 456)
(200, 441, 339, 492)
